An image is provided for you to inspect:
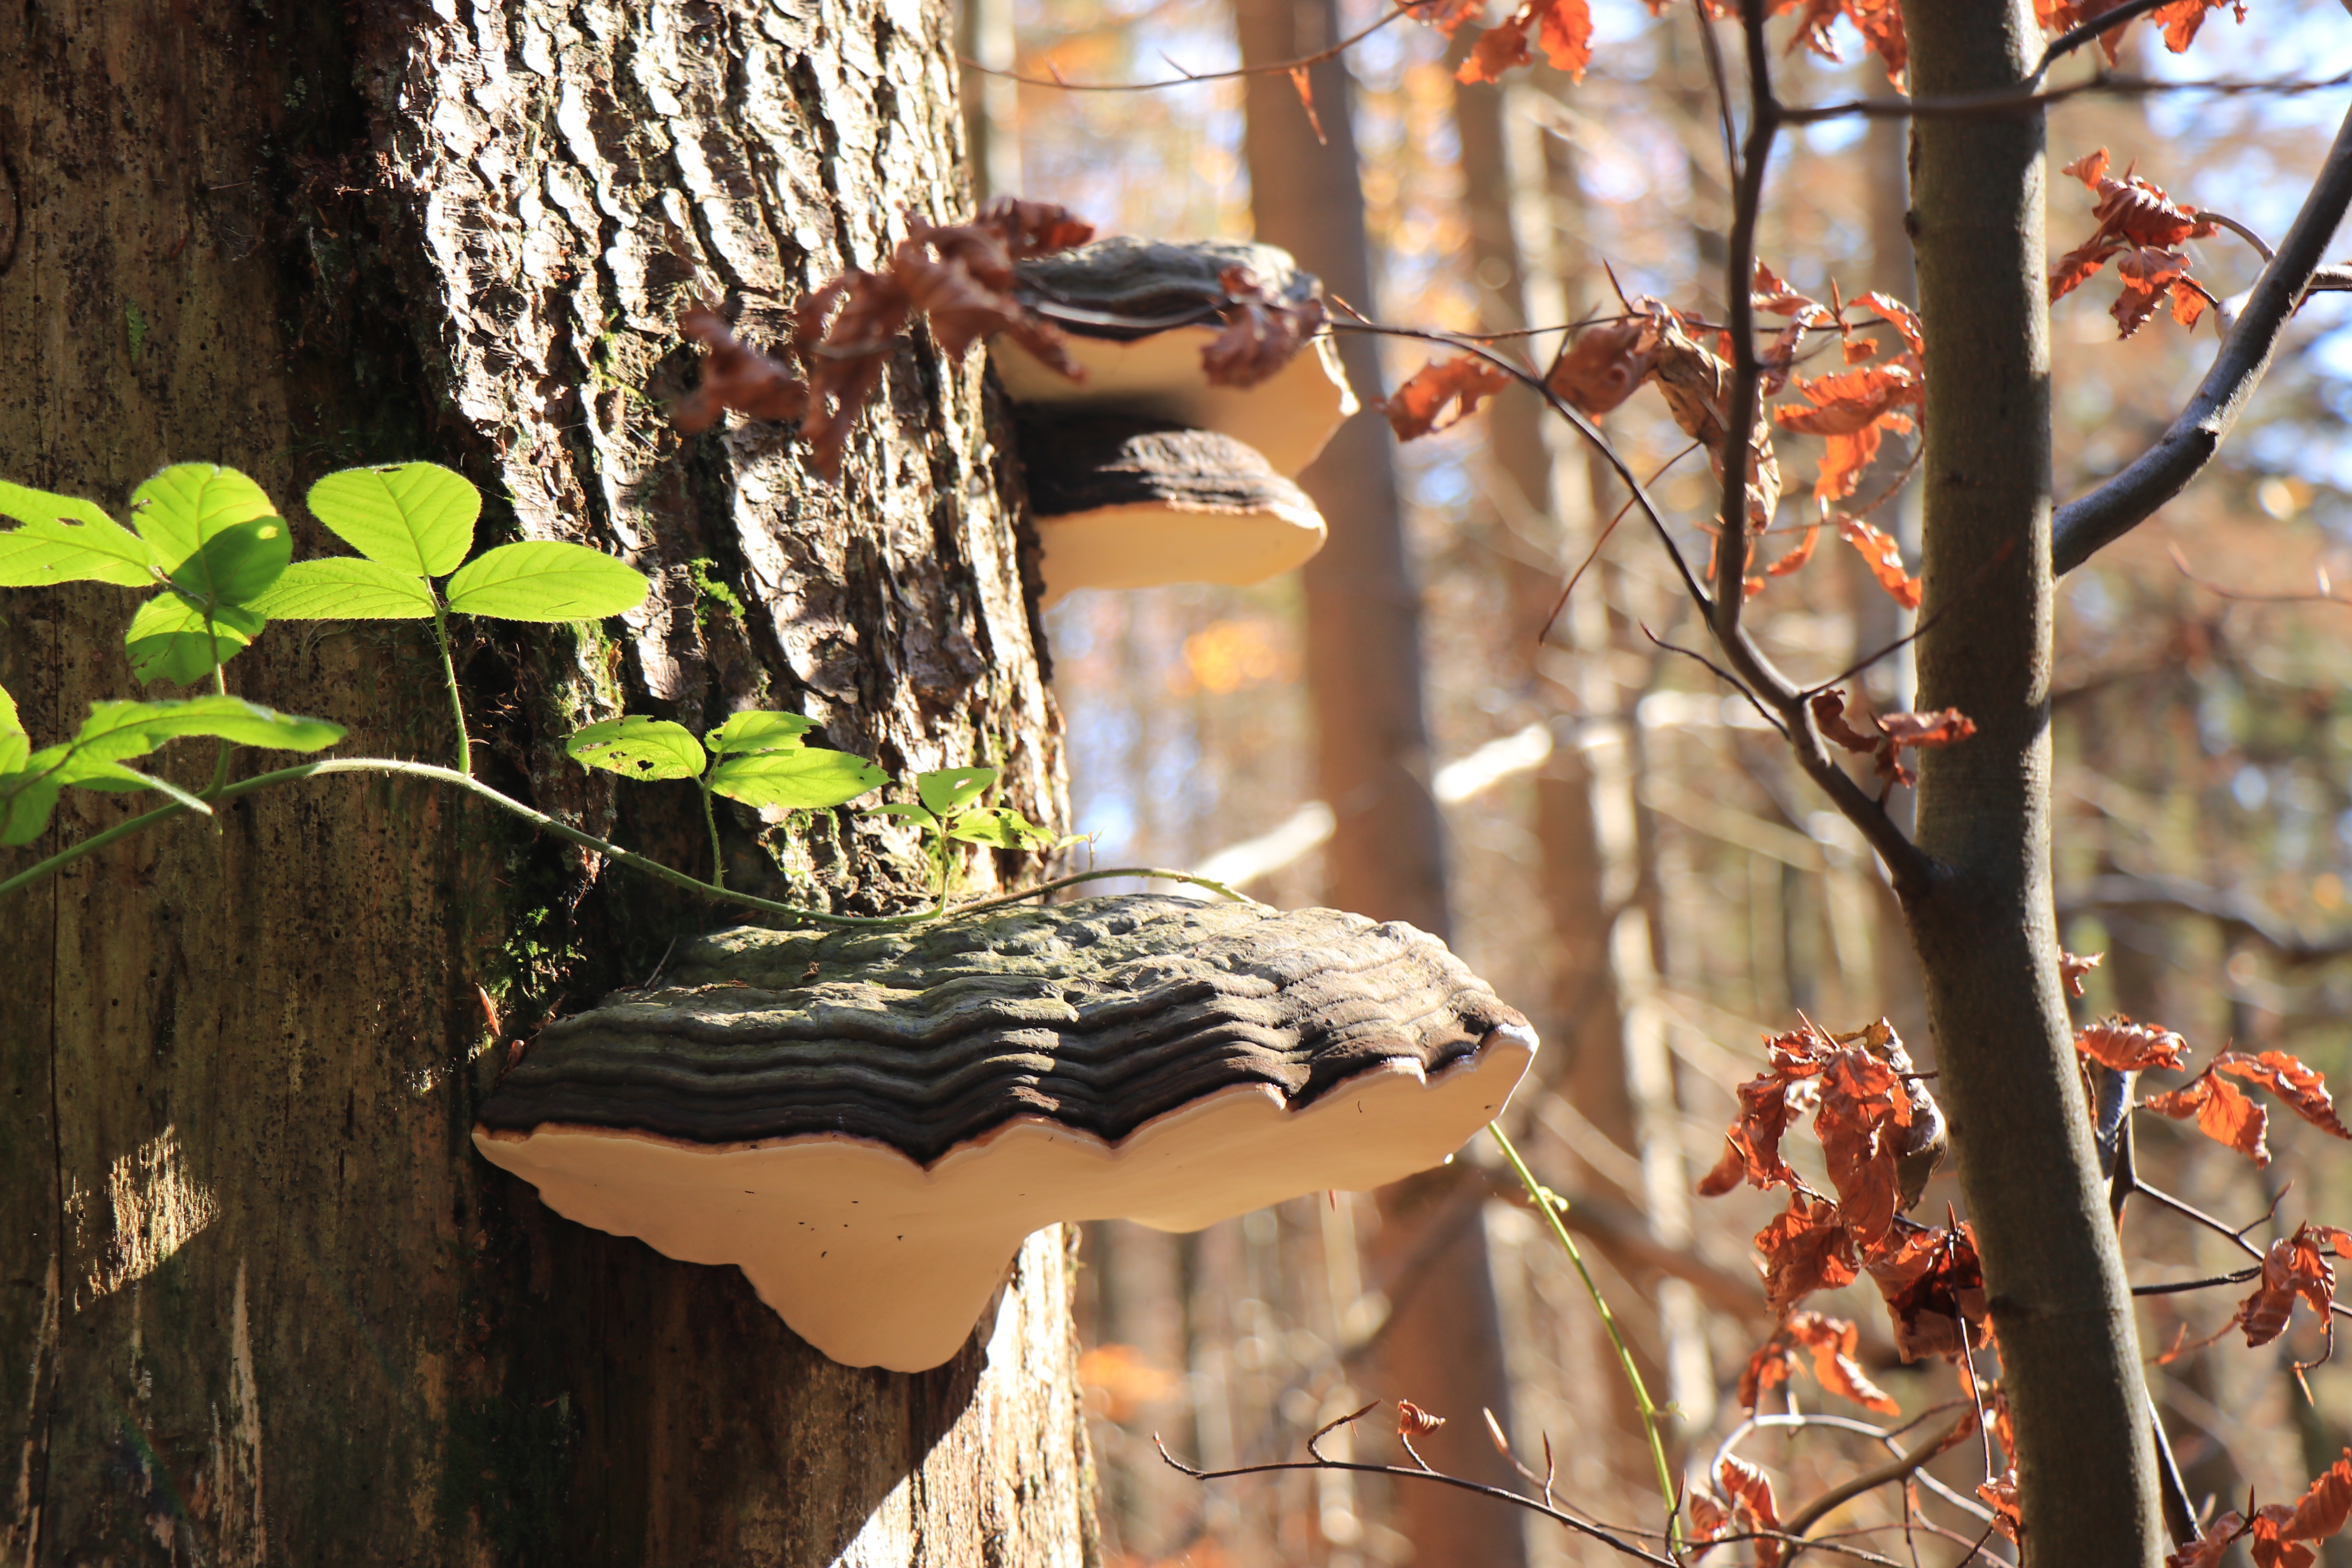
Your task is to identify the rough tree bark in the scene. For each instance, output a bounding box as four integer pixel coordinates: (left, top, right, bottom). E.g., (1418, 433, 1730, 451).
(1233, 6, 1531, 1566)
(0, 2, 1093, 1564)
(1907, 0, 2166, 1559)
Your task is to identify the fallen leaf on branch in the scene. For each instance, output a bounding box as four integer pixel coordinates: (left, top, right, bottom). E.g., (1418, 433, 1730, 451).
(2075, 1015, 2187, 1072)
(2213, 1049, 2352, 1139)
(2062, 949, 2105, 996)
(1201, 266, 1326, 390)
(2145, 1070, 2271, 1165)
(1381, 355, 1515, 441)
(2250, 1451, 2352, 1568)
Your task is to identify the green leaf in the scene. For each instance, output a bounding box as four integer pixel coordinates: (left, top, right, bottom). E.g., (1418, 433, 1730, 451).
(306, 463, 479, 577)
(72, 765, 213, 814)
(565, 716, 706, 782)
(709, 749, 885, 811)
(704, 710, 819, 757)
(0, 695, 344, 847)
(865, 802, 936, 826)
(916, 766, 997, 816)
(0, 680, 24, 775)
(444, 541, 649, 621)
(128, 464, 275, 574)
(247, 558, 436, 620)
(123, 594, 265, 686)
(167, 515, 290, 609)
(943, 806, 1061, 851)
(0, 480, 152, 587)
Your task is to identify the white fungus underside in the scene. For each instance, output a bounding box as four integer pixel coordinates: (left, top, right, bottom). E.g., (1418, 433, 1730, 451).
(473, 1025, 1534, 1371)
(1035, 495, 1327, 606)
(991, 326, 1356, 478)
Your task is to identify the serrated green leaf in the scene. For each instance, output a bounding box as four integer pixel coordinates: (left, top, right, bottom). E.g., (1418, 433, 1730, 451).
(565, 716, 705, 781)
(0, 480, 152, 587)
(306, 463, 479, 577)
(943, 806, 1061, 851)
(916, 766, 997, 816)
(247, 558, 436, 620)
(128, 464, 275, 574)
(168, 515, 290, 609)
(704, 710, 818, 757)
(444, 541, 649, 621)
(709, 749, 884, 811)
(865, 802, 936, 825)
(123, 594, 265, 686)
(0, 680, 24, 775)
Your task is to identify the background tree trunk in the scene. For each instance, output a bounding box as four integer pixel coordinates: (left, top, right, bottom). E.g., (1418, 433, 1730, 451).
(1233, 9, 1531, 1567)
(1907, 0, 2165, 1559)
(0, 3, 1094, 1564)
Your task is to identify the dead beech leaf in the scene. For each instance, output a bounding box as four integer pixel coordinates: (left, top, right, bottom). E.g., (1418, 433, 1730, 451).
(2074, 1015, 2187, 1072)
(674, 307, 812, 433)
(2145, 1070, 2271, 1165)
(1978, 1471, 2022, 1543)
(2050, 149, 2219, 339)
(2062, 949, 2105, 996)
(1547, 318, 1657, 415)
(1773, 0, 1906, 84)
(1758, 1192, 1860, 1312)
(1870, 1220, 1989, 1360)
(2168, 1514, 2248, 1568)
(1785, 1311, 1899, 1413)
(1811, 688, 1881, 754)
(2238, 1225, 2344, 1348)
(1836, 514, 1922, 609)
(1716, 1455, 1786, 1568)
(1454, 0, 1593, 83)
(1382, 355, 1515, 441)
(2213, 1048, 2352, 1139)
(2249, 1450, 2352, 1568)
(1201, 265, 1326, 390)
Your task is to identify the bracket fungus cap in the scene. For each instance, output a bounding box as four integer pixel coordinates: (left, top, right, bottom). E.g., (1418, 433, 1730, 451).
(1020, 416, 1327, 605)
(992, 237, 1357, 476)
(473, 894, 1535, 1371)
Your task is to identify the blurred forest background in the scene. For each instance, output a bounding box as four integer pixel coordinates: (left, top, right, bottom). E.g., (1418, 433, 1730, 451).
(956, 0, 2352, 1560)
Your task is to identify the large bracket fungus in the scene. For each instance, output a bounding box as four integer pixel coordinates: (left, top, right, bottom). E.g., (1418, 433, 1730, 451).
(475, 894, 1536, 1371)
(995, 239, 1355, 603)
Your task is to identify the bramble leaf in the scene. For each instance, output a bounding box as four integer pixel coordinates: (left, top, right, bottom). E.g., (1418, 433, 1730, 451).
(704, 710, 819, 757)
(306, 463, 479, 577)
(916, 766, 997, 816)
(865, 802, 936, 825)
(443, 541, 650, 621)
(247, 558, 437, 620)
(167, 515, 290, 609)
(123, 594, 266, 685)
(128, 464, 275, 575)
(0, 480, 152, 587)
(709, 748, 885, 811)
(943, 805, 1060, 850)
(564, 717, 706, 782)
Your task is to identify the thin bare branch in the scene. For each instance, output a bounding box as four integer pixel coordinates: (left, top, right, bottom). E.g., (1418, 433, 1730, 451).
(1781, 1413, 1977, 1544)
(2131, 1266, 2263, 1296)
(1782, 67, 2352, 124)
(2195, 210, 2276, 264)
(1707, 0, 1780, 659)
(956, 0, 1435, 91)
(2170, 542, 2350, 609)
(2053, 102, 2352, 574)
(2056, 871, 2352, 965)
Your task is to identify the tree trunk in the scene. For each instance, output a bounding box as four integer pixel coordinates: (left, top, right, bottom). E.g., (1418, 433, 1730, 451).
(0, 4, 1094, 1565)
(1233, 7, 1528, 1566)
(1906, 0, 2164, 1559)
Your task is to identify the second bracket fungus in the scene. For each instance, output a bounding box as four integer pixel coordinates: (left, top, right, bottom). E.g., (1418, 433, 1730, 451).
(995, 237, 1356, 479)
(475, 894, 1536, 1371)
(1020, 417, 1327, 606)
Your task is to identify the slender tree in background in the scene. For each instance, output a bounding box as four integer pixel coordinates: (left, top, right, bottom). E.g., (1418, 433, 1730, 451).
(0, 3, 1089, 1563)
(1234, 5, 1531, 1564)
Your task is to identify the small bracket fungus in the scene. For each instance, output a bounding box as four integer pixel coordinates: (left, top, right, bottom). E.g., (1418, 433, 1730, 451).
(1019, 416, 1327, 606)
(474, 894, 1537, 1371)
(993, 237, 1356, 478)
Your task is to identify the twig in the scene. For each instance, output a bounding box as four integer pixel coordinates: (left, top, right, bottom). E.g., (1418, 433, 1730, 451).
(1706, 0, 1781, 663)
(1543, 442, 1702, 643)
(1641, 623, 1792, 739)
(2131, 1267, 2263, 1296)
(2195, 210, 2276, 264)
(956, 0, 1436, 91)
(1774, 1415, 1977, 1559)
(1153, 1433, 1679, 1566)
(2054, 101, 2352, 574)
(2169, 542, 2350, 609)
(1782, 67, 2352, 125)
(2029, 0, 2181, 80)
(2127, 1180, 2266, 1262)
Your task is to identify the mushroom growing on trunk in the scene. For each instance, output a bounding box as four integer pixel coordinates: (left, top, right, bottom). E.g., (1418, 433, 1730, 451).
(473, 894, 1536, 1370)
(1019, 416, 1327, 606)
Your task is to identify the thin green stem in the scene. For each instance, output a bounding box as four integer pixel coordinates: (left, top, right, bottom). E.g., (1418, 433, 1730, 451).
(430, 607, 471, 776)
(1488, 1123, 1683, 1552)
(701, 785, 727, 891)
(0, 756, 1250, 923)
(205, 619, 231, 799)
